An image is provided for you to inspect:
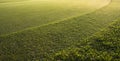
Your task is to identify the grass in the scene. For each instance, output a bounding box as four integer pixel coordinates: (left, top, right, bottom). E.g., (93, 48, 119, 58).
(0, 0, 27, 3)
(53, 18, 120, 61)
(0, 0, 120, 61)
(0, 0, 109, 35)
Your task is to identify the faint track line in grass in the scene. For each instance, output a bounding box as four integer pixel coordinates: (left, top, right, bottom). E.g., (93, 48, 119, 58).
(0, 0, 112, 37)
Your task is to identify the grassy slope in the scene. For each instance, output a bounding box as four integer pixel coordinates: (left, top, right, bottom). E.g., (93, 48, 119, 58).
(0, 0, 120, 61)
(0, 0, 109, 35)
(53, 18, 120, 61)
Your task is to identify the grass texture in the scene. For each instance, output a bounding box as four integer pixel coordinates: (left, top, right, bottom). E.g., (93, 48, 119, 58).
(0, 0, 120, 61)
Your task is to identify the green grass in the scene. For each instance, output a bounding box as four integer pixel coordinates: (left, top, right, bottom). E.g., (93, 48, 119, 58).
(0, 0, 109, 35)
(53, 18, 120, 61)
(0, 0, 120, 61)
(0, 0, 27, 3)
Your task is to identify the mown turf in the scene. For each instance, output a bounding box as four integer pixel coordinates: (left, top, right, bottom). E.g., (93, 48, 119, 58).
(53, 18, 120, 61)
(0, 0, 120, 61)
(0, 0, 27, 3)
(0, 0, 109, 35)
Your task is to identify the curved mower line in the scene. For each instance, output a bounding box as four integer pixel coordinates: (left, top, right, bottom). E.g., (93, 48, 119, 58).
(1, 0, 120, 60)
(0, 0, 111, 35)
(0, 0, 111, 37)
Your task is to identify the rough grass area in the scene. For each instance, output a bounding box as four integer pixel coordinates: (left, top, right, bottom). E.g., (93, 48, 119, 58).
(53, 19, 120, 61)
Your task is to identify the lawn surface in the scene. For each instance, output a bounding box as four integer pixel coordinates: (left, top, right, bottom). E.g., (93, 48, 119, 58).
(0, 0, 120, 61)
(0, 0, 110, 35)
